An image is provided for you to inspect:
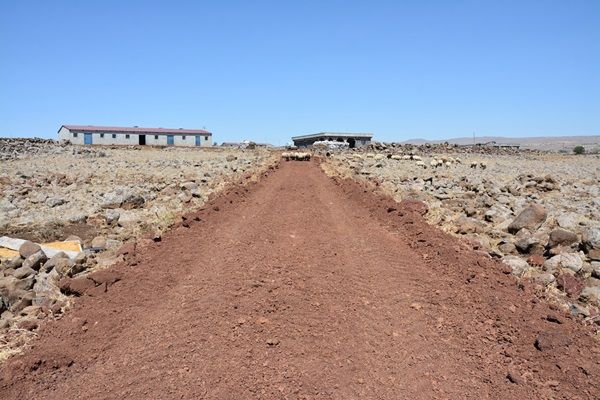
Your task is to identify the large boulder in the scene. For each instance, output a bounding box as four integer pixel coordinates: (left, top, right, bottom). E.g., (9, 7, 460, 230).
(18, 240, 41, 258)
(548, 229, 578, 248)
(12, 266, 36, 280)
(22, 251, 47, 271)
(514, 236, 543, 255)
(102, 188, 145, 209)
(32, 269, 62, 305)
(42, 251, 69, 272)
(0, 276, 32, 311)
(54, 258, 79, 277)
(501, 256, 530, 276)
(508, 204, 547, 234)
(582, 228, 600, 252)
(91, 236, 107, 250)
(580, 286, 600, 306)
(556, 213, 579, 230)
(544, 253, 584, 273)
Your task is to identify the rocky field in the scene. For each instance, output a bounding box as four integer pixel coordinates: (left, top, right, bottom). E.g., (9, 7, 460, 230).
(0, 139, 277, 358)
(322, 146, 600, 323)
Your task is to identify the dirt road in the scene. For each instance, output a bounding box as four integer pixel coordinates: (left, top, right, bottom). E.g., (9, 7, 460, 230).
(1, 161, 598, 399)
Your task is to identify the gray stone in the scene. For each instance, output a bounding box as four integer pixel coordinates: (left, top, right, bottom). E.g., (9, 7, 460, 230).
(91, 236, 107, 249)
(579, 286, 600, 306)
(497, 241, 516, 255)
(508, 204, 547, 234)
(45, 197, 66, 207)
(118, 210, 141, 228)
(102, 188, 145, 209)
(14, 276, 35, 291)
(68, 213, 87, 223)
(42, 251, 69, 272)
(104, 209, 120, 224)
(582, 228, 600, 251)
(32, 269, 62, 305)
(556, 213, 579, 230)
(501, 256, 530, 276)
(19, 240, 41, 258)
(181, 182, 200, 197)
(54, 258, 76, 277)
(592, 262, 600, 279)
(544, 253, 583, 274)
(548, 229, 578, 248)
(22, 250, 47, 271)
(5, 257, 22, 269)
(0, 276, 31, 309)
(514, 236, 542, 254)
(529, 272, 556, 286)
(13, 266, 36, 280)
(74, 252, 87, 265)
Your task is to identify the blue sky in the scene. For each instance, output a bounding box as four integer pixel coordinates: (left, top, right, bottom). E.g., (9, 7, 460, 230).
(1, 0, 598, 145)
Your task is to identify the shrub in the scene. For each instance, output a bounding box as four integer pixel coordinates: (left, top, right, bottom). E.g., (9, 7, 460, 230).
(573, 145, 585, 155)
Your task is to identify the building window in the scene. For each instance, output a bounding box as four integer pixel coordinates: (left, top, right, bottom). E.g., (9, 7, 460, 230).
(73, 132, 78, 138)
(204, 136, 208, 140)
(100, 133, 104, 138)
(182, 136, 186, 140)
(155, 135, 158, 139)
(112, 134, 116, 138)
(125, 134, 130, 139)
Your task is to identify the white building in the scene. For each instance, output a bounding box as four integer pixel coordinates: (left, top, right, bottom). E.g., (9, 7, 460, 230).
(292, 132, 372, 148)
(58, 125, 212, 147)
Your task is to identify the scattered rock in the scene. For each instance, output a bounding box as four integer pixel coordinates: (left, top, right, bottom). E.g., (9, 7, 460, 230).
(22, 251, 47, 271)
(501, 256, 530, 276)
(45, 197, 66, 207)
(548, 229, 578, 248)
(12, 266, 36, 280)
(54, 258, 77, 277)
(42, 252, 69, 272)
(579, 286, 600, 306)
(544, 253, 583, 273)
(508, 204, 547, 234)
(582, 228, 600, 252)
(18, 241, 41, 258)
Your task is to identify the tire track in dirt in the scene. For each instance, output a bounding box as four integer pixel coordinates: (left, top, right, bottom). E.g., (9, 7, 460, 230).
(0, 161, 598, 399)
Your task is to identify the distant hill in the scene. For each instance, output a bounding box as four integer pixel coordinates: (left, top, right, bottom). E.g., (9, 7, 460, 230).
(402, 135, 600, 152)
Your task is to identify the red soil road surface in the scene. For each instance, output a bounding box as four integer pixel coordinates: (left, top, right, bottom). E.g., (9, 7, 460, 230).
(1, 161, 598, 399)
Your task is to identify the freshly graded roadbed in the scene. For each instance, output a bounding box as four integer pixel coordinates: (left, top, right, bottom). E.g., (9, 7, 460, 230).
(0, 161, 598, 399)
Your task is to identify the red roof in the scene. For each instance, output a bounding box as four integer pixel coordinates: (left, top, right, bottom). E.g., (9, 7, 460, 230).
(61, 125, 211, 135)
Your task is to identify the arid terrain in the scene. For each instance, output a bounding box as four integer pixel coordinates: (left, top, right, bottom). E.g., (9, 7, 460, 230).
(0, 141, 599, 399)
(0, 139, 278, 358)
(322, 146, 600, 321)
(403, 135, 600, 152)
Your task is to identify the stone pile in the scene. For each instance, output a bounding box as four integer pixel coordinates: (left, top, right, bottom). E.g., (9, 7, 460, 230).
(323, 151, 600, 321)
(0, 240, 94, 332)
(1, 144, 277, 246)
(0, 143, 278, 357)
(0, 138, 66, 160)
(356, 141, 542, 156)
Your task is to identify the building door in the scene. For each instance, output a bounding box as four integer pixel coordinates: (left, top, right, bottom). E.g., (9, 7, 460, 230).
(139, 135, 146, 145)
(167, 135, 174, 145)
(195, 136, 201, 146)
(348, 138, 356, 148)
(84, 133, 93, 145)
